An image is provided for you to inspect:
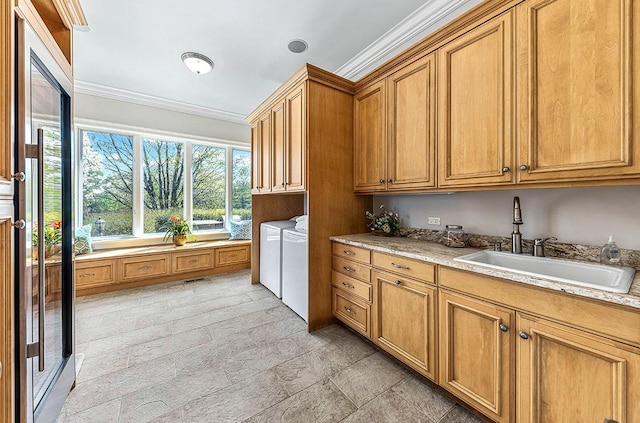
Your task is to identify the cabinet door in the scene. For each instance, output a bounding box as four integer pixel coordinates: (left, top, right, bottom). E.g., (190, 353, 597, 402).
(517, 314, 640, 423)
(250, 122, 261, 194)
(258, 111, 272, 193)
(439, 289, 514, 423)
(517, 0, 640, 183)
(387, 53, 437, 190)
(438, 12, 515, 187)
(373, 271, 437, 381)
(285, 84, 306, 192)
(271, 100, 286, 193)
(354, 80, 387, 192)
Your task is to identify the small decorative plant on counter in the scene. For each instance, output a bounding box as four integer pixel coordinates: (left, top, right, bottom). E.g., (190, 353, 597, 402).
(32, 220, 62, 258)
(366, 205, 400, 236)
(163, 216, 195, 246)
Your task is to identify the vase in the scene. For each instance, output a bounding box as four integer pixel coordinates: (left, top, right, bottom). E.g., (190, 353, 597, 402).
(372, 230, 393, 237)
(173, 235, 187, 246)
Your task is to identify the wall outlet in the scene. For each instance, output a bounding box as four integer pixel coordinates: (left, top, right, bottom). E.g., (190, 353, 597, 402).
(427, 216, 441, 226)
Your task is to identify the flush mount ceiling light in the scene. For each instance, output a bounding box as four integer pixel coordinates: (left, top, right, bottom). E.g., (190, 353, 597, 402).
(181, 52, 214, 75)
(287, 39, 308, 53)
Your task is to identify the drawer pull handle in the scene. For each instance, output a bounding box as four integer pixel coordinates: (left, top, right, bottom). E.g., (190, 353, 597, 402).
(343, 266, 355, 272)
(79, 273, 95, 278)
(342, 282, 354, 289)
(519, 331, 530, 340)
(344, 306, 355, 315)
(228, 255, 237, 258)
(189, 259, 199, 264)
(394, 280, 401, 285)
(139, 265, 152, 270)
(343, 250, 355, 255)
(499, 324, 509, 332)
(391, 262, 410, 270)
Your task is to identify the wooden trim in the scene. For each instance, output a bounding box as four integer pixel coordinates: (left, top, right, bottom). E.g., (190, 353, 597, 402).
(246, 64, 354, 123)
(354, 0, 521, 91)
(15, 0, 73, 79)
(0, 205, 14, 423)
(51, 0, 87, 28)
(0, 0, 14, 200)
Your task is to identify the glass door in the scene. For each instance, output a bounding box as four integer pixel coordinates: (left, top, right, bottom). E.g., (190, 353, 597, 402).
(16, 19, 74, 423)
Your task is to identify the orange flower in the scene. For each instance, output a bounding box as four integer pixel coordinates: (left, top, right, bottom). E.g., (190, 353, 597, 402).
(51, 220, 62, 230)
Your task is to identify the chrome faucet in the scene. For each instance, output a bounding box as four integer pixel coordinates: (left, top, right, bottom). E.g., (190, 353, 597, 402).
(511, 196, 523, 254)
(533, 237, 557, 257)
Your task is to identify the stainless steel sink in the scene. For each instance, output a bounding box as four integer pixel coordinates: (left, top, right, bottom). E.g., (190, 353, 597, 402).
(454, 250, 635, 294)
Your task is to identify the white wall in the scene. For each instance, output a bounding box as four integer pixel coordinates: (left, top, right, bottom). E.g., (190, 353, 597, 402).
(74, 92, 250, 144)
(374, 185, 640, 250)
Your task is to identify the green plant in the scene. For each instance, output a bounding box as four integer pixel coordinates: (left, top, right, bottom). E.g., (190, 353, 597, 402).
(366, 205, 400, 234)
(162, 215, 194, 243)
(32, 220, 62, 247)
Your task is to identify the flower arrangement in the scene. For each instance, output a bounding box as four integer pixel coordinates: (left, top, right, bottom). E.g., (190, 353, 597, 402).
(32, 220, 62, 258)
(366, 205, 400, 235)
(163, 216, 194, 245)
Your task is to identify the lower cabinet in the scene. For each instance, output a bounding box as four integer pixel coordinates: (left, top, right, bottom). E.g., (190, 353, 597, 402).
(438, 289, 514, 423)
(120, 254, 171, 282)
(516, 314, 640, 423)
(332, 287, 371, 338)
(373, 270, 437, 381)
(75, 259, 116, 290)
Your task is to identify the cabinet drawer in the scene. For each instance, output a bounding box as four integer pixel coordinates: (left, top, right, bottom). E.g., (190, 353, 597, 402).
(332, 256, 371, 282)
(120, 255, 170, 282)
(372, 252, 435, 283)
(173, 250, 214, 274)
(332, 271, 371, 303)
(332, 243, 371, 264)
(333, 287, 370, 338)
(215, 245, 250, 267)
(76, 261, 115, 289)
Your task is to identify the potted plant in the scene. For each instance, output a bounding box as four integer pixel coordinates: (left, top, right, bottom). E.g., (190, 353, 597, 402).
(163, 216, 194, 246)
(366, 205, 400, 236)
(33, 220, 63, 258)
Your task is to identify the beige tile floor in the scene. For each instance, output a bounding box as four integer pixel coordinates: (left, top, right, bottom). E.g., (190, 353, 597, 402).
(57, 269, 486, 423)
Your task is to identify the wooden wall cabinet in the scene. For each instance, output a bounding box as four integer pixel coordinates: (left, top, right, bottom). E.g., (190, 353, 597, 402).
(354, 53, 437, 193)
(252, 83, 306, 194)
(437, 11, 515, 188)
(439, 289, 514, 423)
(516, 0, 640, 184)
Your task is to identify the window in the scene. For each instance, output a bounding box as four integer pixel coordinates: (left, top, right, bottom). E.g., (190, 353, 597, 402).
(232, 149, 251, 221)
(192, 144, 226, 231)
(80, 130, 134, 237)
(78, 126, 250, 240)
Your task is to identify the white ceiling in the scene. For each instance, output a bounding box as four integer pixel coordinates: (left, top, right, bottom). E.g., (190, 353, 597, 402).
(73, 0, 481, 121)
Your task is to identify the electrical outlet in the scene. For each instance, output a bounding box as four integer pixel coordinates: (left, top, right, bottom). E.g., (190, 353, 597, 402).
(427, 216, 441, 226)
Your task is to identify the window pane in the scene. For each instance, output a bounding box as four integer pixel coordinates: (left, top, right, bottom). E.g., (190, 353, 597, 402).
(81, 130, 134, 237)
(232, 149, 252, 221)
(143, 138, 185, 234)
(192, 144, 226, 231)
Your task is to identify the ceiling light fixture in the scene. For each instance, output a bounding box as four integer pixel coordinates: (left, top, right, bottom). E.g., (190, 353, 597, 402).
(287, 39, 308, 54)
(181, 52, 214, 75)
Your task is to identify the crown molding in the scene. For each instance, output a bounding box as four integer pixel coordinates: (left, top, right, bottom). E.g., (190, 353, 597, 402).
(335, 0, 476, 80)
(74, 80, 249, 125)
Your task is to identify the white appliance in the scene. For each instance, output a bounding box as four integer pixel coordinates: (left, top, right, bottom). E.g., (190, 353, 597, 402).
(260, 220, 296, 298)
(282, 228, 309, 321)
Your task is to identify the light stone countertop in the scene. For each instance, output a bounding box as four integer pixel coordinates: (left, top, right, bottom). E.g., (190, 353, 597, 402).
(331, 233, 640, 310)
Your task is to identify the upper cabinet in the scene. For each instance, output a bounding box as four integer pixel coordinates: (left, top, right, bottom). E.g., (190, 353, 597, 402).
(438, 12, 515, 188)
(353, 0, 640, 193)
(516, 0, 640, 183)
(249, 82, 306, 194)
(354, 53, 437, 193)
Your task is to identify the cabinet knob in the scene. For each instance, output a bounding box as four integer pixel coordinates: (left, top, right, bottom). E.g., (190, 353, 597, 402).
(13, 219, 26, 230)
(379, 179, 384, 184)
(387, 178, 392, 183)
(394, 280, 401, 285)
(281, 182, 285, 187)
(344, 306, 355, 315)
(13, 172, 26, 182)
(499, 324, 509, 332)
(501, 166, 510, 173)
(519, 165, 529, 171)
(519, 331, 530, 340)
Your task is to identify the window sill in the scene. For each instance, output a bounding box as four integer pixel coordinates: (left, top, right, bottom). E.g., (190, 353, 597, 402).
(91, 231, 232, 251)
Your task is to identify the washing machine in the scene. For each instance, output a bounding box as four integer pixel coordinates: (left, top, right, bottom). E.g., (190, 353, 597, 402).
(282, 228, 308, 321)
(259, 220, 296, 298)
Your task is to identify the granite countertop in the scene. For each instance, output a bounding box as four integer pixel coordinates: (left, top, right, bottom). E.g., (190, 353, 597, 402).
(331, 233, 640, 310)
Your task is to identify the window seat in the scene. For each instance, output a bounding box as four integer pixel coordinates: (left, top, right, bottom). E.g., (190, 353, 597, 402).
(75, 240, 251, 296)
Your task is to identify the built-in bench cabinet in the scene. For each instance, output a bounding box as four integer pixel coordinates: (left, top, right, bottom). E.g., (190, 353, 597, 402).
(75, 240, 251, 296)
(331, 241, 640, 423)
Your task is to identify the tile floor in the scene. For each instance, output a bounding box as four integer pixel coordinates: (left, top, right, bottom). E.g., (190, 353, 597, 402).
(57, 269, 485, 423)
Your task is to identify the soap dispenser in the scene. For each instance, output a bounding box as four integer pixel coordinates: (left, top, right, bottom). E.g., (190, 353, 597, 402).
(600, 235, 621, 265)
